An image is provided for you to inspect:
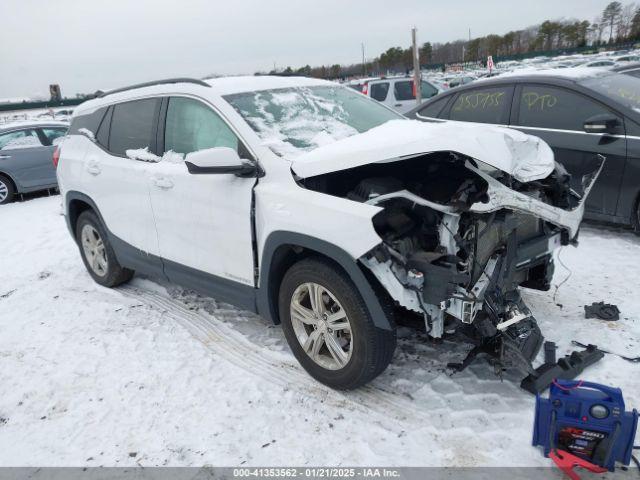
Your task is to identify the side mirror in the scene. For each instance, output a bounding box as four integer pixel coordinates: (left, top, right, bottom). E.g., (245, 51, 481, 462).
(583, 114, 621, 135)
(184, 147, 259, 177)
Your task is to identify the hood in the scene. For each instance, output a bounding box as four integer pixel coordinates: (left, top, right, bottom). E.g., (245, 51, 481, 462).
(290, 119, 555, 183)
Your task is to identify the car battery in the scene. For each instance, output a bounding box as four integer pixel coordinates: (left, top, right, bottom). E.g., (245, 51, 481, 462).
(533, 380, 638, 471)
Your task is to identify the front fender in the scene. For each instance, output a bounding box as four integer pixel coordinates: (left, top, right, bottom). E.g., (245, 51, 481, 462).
(257, 231, 393, 331)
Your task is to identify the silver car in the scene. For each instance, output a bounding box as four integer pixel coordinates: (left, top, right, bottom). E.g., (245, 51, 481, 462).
(0, 121, 67, 204)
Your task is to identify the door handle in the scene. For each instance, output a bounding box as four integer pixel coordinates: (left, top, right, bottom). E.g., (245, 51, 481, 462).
(152, 177, 174, 189)
(0, 155, 11, 160)
(86, 162, 101, 176)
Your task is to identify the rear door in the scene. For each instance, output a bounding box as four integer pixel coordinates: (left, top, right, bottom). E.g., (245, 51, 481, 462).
(391, 80, 417, 113)
(369, 81, 390, 107)
(510, 83, 626, 216)
(0, 128, 53, 189)
(444, 84, 514, 125)
(80, 98, 162, 269)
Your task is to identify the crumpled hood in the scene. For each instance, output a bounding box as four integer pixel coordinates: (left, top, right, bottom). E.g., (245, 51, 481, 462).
(290, 119, 555, 183)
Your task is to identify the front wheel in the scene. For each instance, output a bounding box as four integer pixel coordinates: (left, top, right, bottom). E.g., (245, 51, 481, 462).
(278, 258, 396, 390)
(75, 210, 134, 287)
(0, 175, 15, 205)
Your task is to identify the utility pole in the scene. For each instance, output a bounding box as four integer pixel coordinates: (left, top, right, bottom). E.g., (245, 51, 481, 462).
(361, 43, 366, 76)
(412, 26, 421, 105)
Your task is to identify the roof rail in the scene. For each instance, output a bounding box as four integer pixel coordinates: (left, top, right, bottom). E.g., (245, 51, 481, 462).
(96, 78, 210, 98)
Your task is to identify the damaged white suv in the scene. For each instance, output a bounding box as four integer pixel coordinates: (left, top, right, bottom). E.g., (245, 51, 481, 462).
(56, 76, 601, 390)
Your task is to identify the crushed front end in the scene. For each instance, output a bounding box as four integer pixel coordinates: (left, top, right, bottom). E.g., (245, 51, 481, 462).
(346, 152, 604, 376)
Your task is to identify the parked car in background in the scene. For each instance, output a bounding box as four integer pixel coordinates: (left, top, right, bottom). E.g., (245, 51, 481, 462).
(0, 121, 67, 204)
(613, 61, 640, 78)
(443, 75, 476, 89)
(613, 55, 640, 63)
(54, 109, 75, 121)
(345, 77, 379, 93)
(406, 68, 640, 233)
(365, 76, 442, 113)
(585, 60, 616, 67)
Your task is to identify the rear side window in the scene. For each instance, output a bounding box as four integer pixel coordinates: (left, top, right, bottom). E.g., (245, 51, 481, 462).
(108, 99, 159, 156)
(164, 97, 238, 155)
(69, 107, 107, 137)
(517, 85, 612, 131)
(0, 129, 43, 150)
(421, 81, 438, 99)
(40, 127, 67, 145)
(370, 82, 389, 101)
(394, 81, 414, 101)
(449, 86, 511, 124)
(416, 95, 451, 118)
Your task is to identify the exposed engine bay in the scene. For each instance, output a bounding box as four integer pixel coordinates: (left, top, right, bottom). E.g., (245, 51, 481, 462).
(300, 151, 603, 376)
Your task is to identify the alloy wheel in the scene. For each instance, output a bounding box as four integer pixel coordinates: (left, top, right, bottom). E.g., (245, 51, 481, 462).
(81, 224, 108, 277)
(0, 180, 8, 203)
(290, 282, 353, 370)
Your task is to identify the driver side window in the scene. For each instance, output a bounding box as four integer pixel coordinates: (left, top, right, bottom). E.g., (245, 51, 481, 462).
(164, 97, 239, 155)
(517, 85, 615, 131)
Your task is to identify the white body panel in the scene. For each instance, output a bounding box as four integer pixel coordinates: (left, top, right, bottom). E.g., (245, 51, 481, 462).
(253, 160, 384, 272)
(291, 119, 555, 183)
(82, 147, 159, 255)
(147, 160, 256, 285)
(366, 78, 442, 114)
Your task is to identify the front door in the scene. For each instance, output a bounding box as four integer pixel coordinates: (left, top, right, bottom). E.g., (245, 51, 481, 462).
(511, 84, 626, 217)
(148, 96, 256, 290)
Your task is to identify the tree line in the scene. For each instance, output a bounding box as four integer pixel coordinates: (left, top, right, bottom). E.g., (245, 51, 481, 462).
(259, 2, 640, 78)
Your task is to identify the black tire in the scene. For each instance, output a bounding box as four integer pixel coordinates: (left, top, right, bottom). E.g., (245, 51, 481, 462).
(633, 198, 640, 236)
(0, 174, 15, 205)
(75, 210, 134, 287)
(278, 257, 396, 390)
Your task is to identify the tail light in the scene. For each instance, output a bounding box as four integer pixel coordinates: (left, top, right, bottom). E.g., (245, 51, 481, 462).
(362, 83, 368, 95)
(411, 80, 417, 99)
(52, 146, 60, 168)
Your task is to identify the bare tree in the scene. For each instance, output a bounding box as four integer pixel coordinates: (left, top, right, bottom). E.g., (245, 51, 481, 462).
(617, 3, 636, 39)
(602, 1, 623, 42)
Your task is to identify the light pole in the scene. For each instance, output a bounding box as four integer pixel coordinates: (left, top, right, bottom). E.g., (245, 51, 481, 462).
(412, 27, 421, 105)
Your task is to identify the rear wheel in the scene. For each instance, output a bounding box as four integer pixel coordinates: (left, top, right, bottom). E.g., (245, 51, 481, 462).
(278, 258, 396, 390)
(0, 175, 15, 205)
(633, 198, 640, 236)
(76, 210, 134, 287)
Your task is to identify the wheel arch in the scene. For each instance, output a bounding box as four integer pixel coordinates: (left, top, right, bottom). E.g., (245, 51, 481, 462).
(0, 171, 18, 193)
(257, 231, 393, 331)
(65, 191, 105, 241)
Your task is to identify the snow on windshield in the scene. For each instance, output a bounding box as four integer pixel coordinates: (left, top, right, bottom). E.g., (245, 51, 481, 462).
(224, 86, 401, 158)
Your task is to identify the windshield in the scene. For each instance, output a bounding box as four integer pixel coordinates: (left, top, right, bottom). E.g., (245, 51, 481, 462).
(580, 73, 640, 111)
(224, 85, 403, 157)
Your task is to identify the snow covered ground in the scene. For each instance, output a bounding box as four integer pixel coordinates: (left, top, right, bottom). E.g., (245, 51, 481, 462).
(0, 195, 638, 467)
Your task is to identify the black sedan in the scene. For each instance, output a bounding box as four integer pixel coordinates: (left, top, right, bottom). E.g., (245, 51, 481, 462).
(407, 68, 640, 233)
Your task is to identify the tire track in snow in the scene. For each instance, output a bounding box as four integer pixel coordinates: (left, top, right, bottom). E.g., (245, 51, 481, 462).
(118, 284, 440, 425)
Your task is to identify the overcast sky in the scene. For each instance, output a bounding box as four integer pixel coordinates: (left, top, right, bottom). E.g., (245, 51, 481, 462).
(0, 0, 613, 98)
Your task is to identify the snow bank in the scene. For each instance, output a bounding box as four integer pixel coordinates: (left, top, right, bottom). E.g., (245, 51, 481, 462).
(0, 196, 637, 467)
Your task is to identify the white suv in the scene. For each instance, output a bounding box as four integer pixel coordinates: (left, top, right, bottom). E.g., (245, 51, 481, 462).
(56, 76, 599, 390)
(365, 76, 442, 113)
